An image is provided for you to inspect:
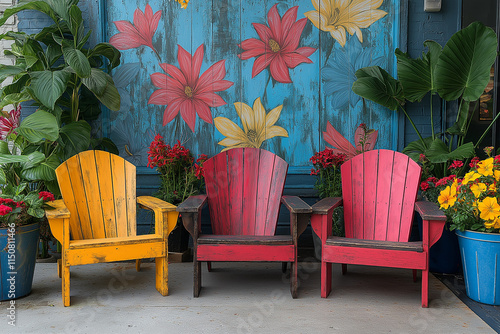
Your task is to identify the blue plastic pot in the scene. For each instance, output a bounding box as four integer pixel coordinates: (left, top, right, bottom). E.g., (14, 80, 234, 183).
(456, 229, 500, 305)
(0, 223, 40, 301)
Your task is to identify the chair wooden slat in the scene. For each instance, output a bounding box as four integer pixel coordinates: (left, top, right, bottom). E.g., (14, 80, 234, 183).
(242, 148, 259, 235)
(124, 158, 136, 236)
(110, 155, 128, 237)
(264, 156, 288, 235)
(56, 162, 83, 240)
(341, 159, 353, 238)
(78, 151, 106, 238)
(227, 149, 244, 235)
(95, 151, 117, 238)
(203, 158, 219, 234)
(373, 150, 394, 240)
(362, 150, 379, 240)
(399, 158, 421, 242)
(254, 150, 275, 235)
(386, 152, 409, 242)
(213, 152, 230, 234)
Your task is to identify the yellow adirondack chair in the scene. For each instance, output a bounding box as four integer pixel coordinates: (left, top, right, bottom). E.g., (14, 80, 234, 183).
(45, 150, 179, 306)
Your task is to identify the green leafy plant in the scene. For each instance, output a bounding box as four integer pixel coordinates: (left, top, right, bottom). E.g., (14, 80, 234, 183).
(0, 0, 120, 153)
(352, 21, 499, 178)
(147, 135, 207, 205)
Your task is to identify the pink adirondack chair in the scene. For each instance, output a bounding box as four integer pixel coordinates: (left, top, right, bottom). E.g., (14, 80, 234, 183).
(310, 150, 446, 307)
(177, 147, 311, 297)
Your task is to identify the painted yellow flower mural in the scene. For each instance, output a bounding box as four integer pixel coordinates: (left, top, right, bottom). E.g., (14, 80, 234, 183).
(214, 98, 288, 152)
(175, 0, 190, 9)
(304, 0, 387, 47)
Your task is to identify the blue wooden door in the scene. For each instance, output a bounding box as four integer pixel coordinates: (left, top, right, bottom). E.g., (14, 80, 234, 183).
(104, 0, 400, 170)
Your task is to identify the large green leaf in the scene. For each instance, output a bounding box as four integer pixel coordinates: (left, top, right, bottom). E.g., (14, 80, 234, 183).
(0, 91, 33, 109)
(0, 1, 58, 26)
(82, 68, 121, 111)
(59, 121, 91, 159)
(0, 74, 29, 96)
(352, 66, 404, 111)
(425, 139, 476, 163)
(17, 110, 59, 143)
(0, 153, 30, 164)
(436, 21, 498, 101)
(0, 141, 9, 155)
(30, 69, 71, 109)
(46, 44, 63, 67)
(0, 65, 24, 84)
(20, 153, 59, 182)
(89, 43, 121, 69)
(446, 101, 471, 136)
(62, 44, 91, 77)
(19, 151, 45, 170)
(68, 5, 84, 44)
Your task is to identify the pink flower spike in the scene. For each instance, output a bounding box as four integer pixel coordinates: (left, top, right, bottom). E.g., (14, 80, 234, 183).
(0, 105, 20, 140)
(109, 4, 161, 51)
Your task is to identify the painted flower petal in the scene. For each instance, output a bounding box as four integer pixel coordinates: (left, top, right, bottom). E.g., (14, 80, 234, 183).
(190, 44, 204, 85)
(253, 23, 273, 44)
(214, 117, 248, 141)
(109, 32, 143, 50)
(197, 92, 227, 108)
(192, 99, 213, 124)
(218, 137, 245, 147)
(265, 104, 283, 128)
(282, 18, 307, 52)
(197, 59, 228, 91)
(252, 97, 266, 133)
(323, 121, 356, 159)
(269, 55, 292, 83)
(164, 63, 188, 86)
(179, 99, 197, 132)
(264, 125, 288, 140)
(162, 98, 183, 126)
(234, 102, 253, 133)
(148, 89, 168, 105)
(282, 52, 313, 69)
(267, 5, 282, 44)
(177, 45, 194, 83)
(281, 6, 298, 35)
(150, 72, 167, 88)
(252, 54, 275, 78)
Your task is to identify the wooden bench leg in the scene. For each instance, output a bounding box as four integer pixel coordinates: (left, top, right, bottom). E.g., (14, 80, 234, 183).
(194, 260, 201, 297)
(57, 259, 62, 278)
(281, 262, 287, 273)
(207, 261, 212, 272)
(155, 256, 168, 296)
(321, 261, 332, 298)
(413, 269, 417, 282)
(342, 264, 347, 275)
(62, 266, 70, 307)
(136, 259, 142, 272)
(422, 268, 429, 308)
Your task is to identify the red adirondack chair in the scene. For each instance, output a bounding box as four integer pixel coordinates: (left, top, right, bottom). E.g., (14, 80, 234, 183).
(310, 150, 446, 307)
(177, 147, 311, 297)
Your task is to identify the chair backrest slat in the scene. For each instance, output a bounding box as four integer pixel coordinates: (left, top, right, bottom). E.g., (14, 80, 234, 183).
(341, 150, 420, 242)
(204, 148, 288, 236)
(56, 150, 137, 240)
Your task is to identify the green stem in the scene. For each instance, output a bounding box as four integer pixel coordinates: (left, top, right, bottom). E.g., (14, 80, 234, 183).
(399, 105, 426, 148)
(474, 107, 500, 149)
(430, 93, 435, 140)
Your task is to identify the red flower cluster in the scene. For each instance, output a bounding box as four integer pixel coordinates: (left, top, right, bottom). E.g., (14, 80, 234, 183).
(310, 149, 346, 175)
(448, 160, 464, 170)
(39, 191, 55, 202)
(469, 157, 480, 168)
(0, 198, 23, 216)
(194, 154, 208, 179)
(147, 135, 193, 170)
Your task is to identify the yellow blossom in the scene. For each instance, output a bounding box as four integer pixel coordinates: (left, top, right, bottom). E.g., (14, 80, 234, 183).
(214, 98, 288, 152)
(438, 186, 457, 210)
(470, 183, 487, 198)
(462, 171, 481, 185)
(494, 170, 500, 182)
(478, 197, 500, 221)
(304, 0, 387, 47)
(477, 157, 494, 176)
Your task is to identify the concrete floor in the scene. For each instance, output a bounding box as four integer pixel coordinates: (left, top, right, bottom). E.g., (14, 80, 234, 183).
(0, 261, 494, 334)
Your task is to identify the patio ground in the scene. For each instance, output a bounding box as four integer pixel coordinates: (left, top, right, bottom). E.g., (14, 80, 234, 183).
(0, 260, 495, 333)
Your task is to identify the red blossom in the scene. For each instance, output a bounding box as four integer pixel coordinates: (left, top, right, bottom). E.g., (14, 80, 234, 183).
(427, 177, 439, 184)
(469, 157, 480, 168)
(0, 105, 20, 140)
(0, 204, 13, 216)
(448, 160, 464, 170)
(39, 191, 55, 202)
(418, 154, 426, 162)
(310, 148, 346, 173)
(148, 44, 234, 132)
(238, 5, 316, 83)
(420, 181, 430, 191)
(109, 4, 161, 51)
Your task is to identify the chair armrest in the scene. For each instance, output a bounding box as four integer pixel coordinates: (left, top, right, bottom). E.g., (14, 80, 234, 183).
(45, 199, 70, 219)
(311, 197, 342, 215)
(176, 194, 207, 239)
(137, 196, 179, 236)
(44, 199, 70, 244)
(415, 201, 447, 250)
(415, 200, 446, 221)
(177, 194, 207, 213)
(281, 196, 312, 214)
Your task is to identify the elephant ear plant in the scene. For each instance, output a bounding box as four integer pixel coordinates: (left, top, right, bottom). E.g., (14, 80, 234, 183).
(352, 21, 499, 178)
(0, 0, 121, 153)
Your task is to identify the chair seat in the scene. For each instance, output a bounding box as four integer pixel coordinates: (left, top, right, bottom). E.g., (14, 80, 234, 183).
(198, 234, 293, 245)
(326, 236, 423, 252)
(69, 234, 164, 249)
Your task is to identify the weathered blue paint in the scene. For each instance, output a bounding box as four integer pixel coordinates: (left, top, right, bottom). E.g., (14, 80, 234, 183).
(104, 0, 401, 169)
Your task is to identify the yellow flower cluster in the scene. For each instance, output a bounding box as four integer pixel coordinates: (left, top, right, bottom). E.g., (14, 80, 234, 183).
(439, 156, 500, 230)
(176, 0, 190, 9)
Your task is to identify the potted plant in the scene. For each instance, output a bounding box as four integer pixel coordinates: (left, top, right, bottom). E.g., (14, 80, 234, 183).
(352, 21, 499, 274)
(438, 148, 500, 305)
(0, 105, 57, 300)
(147, 135, 207, 259)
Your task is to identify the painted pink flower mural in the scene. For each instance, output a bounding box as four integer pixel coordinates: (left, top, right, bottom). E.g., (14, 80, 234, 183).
(238, 4, 316, 83)
(109, 4, 161, 51)
(148, 44, 234, 132)
(110, 5, 234, 132)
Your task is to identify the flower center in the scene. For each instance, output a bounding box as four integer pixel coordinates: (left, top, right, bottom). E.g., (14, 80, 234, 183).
(268, 39, 280, 53)
(185, 86, 193, 98)
(247, 129, 258, 143)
